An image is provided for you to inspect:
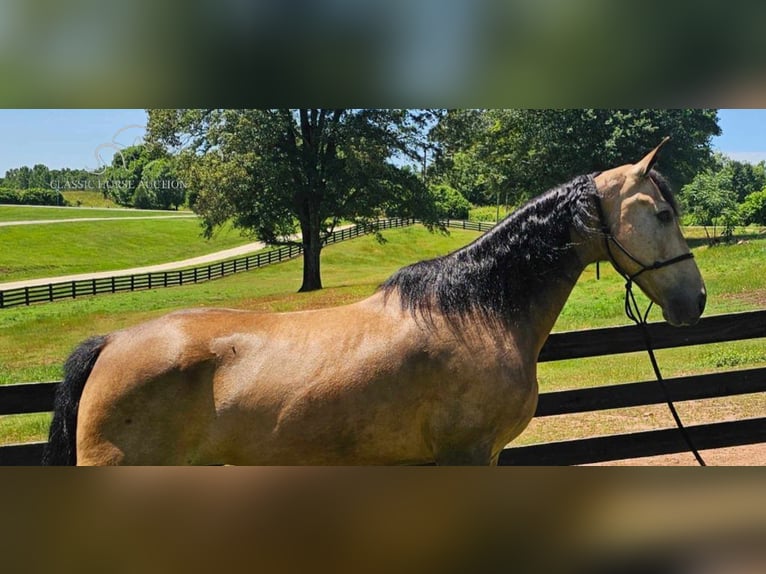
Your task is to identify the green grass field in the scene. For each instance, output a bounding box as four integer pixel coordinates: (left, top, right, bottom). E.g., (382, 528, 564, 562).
(0, 218, 254, 282)
(0, 204, 193, 222)
(60, 190, 122, 208)
(1, 224, 765, 450)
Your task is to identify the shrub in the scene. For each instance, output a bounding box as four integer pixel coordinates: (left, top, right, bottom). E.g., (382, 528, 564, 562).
(681, 171, 740, 244)
(739, 189, 766, 225)
(0, 188, 19, 204)
(22, 188, 67, 206)
(140, 159, 186, 209)
(103, 166, 135, 206)
(0, 187, 67, 206)
(429, 183, 471, 220)
(131, 186, 157, 209)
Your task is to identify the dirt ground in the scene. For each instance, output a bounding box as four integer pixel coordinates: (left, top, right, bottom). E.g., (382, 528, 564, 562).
(588, 443, 766, 466)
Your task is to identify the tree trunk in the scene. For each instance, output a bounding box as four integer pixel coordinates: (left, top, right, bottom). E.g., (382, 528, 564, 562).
(299, 218, 323, 292)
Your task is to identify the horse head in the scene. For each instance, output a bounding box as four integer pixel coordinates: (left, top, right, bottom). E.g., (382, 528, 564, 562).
(594, 138, 707, 326)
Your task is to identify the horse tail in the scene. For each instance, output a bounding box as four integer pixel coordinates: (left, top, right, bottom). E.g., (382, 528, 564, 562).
(42, 335, 108, 465)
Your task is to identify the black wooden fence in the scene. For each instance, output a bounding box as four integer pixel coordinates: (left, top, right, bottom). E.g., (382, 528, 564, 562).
(0, 217, 418, 309)
(1, 309, 764, 465)
(500, 309, 766, 464)
(442, 219, 496, 233)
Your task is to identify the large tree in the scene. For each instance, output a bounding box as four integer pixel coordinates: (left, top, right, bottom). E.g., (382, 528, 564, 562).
(681, 169, 740, 244)
(3, 165, 32, 189)
(430, 109, 721, 205)
(147, 109, 438, 292)
(428, 109, 496, 204)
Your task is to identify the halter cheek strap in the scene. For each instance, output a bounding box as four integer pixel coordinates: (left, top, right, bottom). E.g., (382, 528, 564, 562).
(593, 196, 694, 285)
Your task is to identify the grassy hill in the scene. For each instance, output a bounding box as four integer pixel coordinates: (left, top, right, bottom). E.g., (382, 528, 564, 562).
(0, 216, 252, 282)
(60, 190, 123, 208)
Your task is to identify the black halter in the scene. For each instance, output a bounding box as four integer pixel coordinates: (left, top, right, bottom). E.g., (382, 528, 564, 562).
(593, 194, 694, 323)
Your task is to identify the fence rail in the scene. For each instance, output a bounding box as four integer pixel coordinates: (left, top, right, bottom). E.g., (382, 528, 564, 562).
(442, 219, 496, 233)
(1, 309, 764, 465)
(0, 217, 418, 309)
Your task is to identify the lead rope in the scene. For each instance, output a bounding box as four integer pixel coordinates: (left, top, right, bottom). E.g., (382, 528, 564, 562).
(622, 278, 706, 466)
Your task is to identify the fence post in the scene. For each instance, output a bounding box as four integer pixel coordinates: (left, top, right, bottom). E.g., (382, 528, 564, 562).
(49, 283, 53, 302)
(25, 287, 30, 306)
(111, 276, 116, 293)
(0, 290, 4, 308)
(92, 279, 97, 295)
(130, 275, 135, 291)
(71, 281, 76, 299)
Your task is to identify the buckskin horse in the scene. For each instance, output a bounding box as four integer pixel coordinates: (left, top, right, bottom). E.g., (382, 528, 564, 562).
(44, 139, 706, 465)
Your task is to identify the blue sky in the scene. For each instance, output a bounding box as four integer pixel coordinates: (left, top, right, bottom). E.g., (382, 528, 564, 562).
(710, 109, 766, 163)
(0, 109, 148, 175)
(0, 109, 764, 175)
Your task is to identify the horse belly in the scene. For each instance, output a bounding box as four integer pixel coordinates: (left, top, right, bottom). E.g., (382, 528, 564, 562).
(213, 339, 439, 465)
(217, 342, 539, 466)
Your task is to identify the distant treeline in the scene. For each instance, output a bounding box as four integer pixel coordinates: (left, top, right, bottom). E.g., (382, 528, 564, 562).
(1, 165, 92, 190)
(1, 144, 185, 210)
(0, 187, 67, 206)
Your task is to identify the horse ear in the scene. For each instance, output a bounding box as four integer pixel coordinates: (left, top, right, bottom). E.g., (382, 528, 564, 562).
(633, 136, 671, 178)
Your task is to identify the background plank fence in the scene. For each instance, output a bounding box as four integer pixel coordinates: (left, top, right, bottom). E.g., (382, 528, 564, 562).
(0, 217, 418, 309)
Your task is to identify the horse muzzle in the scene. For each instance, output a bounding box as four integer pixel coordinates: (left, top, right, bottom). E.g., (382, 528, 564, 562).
(662, 288, 707, 327)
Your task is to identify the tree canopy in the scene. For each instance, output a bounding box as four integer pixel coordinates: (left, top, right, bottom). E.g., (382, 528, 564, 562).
(147, 109, 440, 292)
(429, 109, 722, 206)
(141, 108, 731, 290)
(680, 153, 766, 242)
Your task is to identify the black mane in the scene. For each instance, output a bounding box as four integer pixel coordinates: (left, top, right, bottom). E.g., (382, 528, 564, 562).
(381, 174, 601, 325)
(649, 169, 679, 214)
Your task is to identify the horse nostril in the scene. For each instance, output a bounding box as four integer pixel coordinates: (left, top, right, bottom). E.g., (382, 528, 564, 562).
(698, 291, 707, 315)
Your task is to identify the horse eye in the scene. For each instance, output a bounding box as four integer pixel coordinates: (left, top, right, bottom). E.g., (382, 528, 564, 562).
(657, 210, 673, 223)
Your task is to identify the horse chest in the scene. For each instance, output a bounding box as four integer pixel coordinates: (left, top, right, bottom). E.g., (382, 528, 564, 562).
(412, 340, 537, 440)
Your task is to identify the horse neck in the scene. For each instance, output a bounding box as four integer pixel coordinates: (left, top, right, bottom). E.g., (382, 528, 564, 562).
(514, 240, 589, 356)
(455, 188, 596, 354)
